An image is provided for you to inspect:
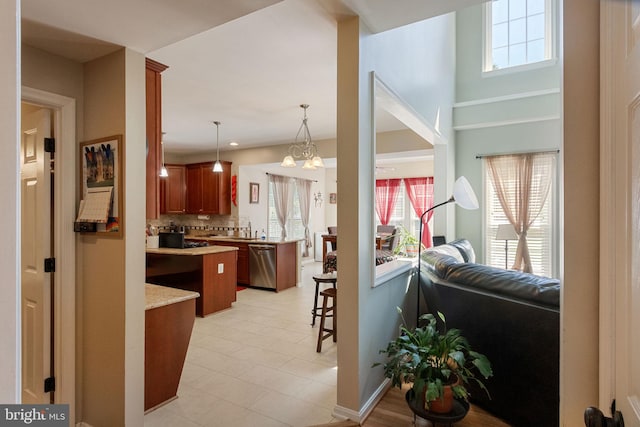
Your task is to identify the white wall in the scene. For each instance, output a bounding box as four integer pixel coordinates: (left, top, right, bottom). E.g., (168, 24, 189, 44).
(0, 0, 20, 404)
(336, 11, 456, 418)
(454, 3, 562, 262)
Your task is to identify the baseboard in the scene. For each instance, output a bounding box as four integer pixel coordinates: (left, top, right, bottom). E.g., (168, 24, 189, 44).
(332, 378, 391, 423)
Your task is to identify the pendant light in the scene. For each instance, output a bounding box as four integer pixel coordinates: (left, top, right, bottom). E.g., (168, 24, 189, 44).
(159, 132, 169, 177)
(281, 104, 324, 169)
(213, 121, 223, 173)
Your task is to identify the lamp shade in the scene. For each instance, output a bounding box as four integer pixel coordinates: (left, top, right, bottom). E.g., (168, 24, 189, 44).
(495, 224, 518, 241)
(452, 176, 479, 210)
(281, 155, 296, 167)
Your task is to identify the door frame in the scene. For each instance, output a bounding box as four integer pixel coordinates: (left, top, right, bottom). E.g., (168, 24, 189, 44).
(21, 87, 76, 420)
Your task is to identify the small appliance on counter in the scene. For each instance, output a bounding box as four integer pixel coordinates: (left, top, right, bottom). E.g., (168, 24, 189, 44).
(159, 232, 185, 248)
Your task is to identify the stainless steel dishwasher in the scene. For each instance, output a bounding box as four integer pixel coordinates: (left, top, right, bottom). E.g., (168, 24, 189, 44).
(249, 244, 277, 289)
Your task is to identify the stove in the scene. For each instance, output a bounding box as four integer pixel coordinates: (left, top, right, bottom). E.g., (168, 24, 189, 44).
(183, 240, 209, 248)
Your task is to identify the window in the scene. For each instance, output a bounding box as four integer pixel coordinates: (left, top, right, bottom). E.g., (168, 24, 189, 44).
(484, 0, 554, 72)
(484, 153, 556, 277)
(267, 181, 304, 240)
(375, 182, 423, 237)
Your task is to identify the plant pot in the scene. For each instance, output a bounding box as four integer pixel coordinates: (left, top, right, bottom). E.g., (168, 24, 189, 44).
(426, 384, 455, 413)
(405, 243, 419, 257)
(424, 376, 460, 414)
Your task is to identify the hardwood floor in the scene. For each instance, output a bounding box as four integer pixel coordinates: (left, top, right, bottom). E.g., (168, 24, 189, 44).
(361, 384, 512, 427)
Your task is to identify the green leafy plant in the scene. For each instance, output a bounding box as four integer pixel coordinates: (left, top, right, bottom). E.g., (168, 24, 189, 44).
(374, 309, 493, 408)
(393, 225, 421, 256)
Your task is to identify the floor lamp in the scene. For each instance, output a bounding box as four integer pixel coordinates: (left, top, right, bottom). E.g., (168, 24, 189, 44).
(495, 224, 518, 269)
(416, 176, 479, 326)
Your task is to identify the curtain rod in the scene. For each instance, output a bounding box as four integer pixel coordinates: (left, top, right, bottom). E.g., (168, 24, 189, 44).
(475, 149, 560, 159)
(265, 172, 317, 183)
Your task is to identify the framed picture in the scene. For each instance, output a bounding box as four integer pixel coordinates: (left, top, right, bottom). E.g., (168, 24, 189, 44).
(250, 182, 259, 204)
(329, 192, 337, 204)
(79, 135, 123, 236)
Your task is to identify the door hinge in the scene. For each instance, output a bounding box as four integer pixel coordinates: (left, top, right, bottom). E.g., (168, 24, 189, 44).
(44, 138, 55, 153)
(44, 377, 55, 393)
(44, 258, 55, 273)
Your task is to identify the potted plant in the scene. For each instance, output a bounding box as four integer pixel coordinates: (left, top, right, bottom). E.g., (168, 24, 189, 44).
(393, 225, 421, 257)
(374, 309, 492, 415)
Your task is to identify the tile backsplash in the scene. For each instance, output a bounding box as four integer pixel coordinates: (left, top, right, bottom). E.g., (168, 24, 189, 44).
(147, 214, 252, 237)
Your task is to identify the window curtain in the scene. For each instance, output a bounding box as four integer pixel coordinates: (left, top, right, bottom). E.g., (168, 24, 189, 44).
(375, 179, 402, 225)
(404, 177, 435, 248)
(294, 178, 312, 257)
(269, 174, 293, 240)
(486, 153, 555, 273)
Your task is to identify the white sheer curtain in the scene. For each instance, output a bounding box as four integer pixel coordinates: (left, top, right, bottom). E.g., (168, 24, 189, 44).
(486, 153, 555, 273)
(269, 174, 293, 240)
(294, 178, 312, 257)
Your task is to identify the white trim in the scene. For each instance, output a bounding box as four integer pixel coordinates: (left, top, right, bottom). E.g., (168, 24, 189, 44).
(373, 73, 446, 145)
(373, 259, 415, 288)
(332, 379, 391, 423)
(21, 87, 76, 424)
(453, 114, 560, 131)
(598, 0, 616, 410)
(482, 58, 558, 77)
(453, 88, 561, 108)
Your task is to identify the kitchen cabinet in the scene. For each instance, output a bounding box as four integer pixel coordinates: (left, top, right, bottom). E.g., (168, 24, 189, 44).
(145, 58, 168, 220)
(160, 164, 186, 214)
(145, 246, 238, 317)
(185, 161, 232, 215)
(206, 238, 298, 292)
(144, 284, 198, 411)
(210, 241, 250, 285)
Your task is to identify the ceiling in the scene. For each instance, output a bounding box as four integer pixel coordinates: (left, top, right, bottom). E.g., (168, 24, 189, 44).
(21, 0, 484, 156)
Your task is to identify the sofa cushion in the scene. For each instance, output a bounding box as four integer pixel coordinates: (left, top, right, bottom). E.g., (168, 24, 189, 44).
(445, 263, 560, 308)
(448, 239, 476, 263)
(420, 250, 463, 279)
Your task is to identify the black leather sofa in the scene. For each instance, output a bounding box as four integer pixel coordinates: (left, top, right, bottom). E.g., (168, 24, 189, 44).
(418, 239, 560, 427)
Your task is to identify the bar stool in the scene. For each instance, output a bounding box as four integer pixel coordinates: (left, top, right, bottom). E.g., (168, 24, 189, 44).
(311, 272, 337, 326)
(316, 287, 337, 352)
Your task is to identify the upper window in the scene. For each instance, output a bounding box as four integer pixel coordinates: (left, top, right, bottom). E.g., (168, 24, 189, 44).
(484, 0, 554, 72)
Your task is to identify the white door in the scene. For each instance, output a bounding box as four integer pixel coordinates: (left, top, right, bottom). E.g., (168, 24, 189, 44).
(602, 0, 640, 425)
(21, 107, 52, 404)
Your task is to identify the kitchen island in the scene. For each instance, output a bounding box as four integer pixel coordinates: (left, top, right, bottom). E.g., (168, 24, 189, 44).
(190, 236, 299, 292)
(145, 284, 199, 412)
(145, 245, 238, 317)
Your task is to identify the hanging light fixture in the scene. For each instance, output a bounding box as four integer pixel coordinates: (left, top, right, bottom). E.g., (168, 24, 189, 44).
(159, 132, 169, 177)
(281, 104, 324, 169)
(212, 121, 223, 173)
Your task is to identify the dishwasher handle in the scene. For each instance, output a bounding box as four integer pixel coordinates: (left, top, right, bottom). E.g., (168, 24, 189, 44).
(249, 244, 274, 250)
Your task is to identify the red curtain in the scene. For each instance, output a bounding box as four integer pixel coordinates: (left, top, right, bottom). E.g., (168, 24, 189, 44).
(405, 177, 434, 248)
(375, 179, 402, 225)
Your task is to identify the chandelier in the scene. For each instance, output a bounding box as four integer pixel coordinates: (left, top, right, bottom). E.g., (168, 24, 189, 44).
(281, 104, 324, 170)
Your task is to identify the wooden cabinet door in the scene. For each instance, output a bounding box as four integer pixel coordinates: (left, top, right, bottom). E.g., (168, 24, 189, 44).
(201, 163, 219, 214)
(161, 165, 186, 214)
(218, 161, 232, 215)
(210, 241, 248, 285)
(145, 58, 168, 220)
(235, 243, 249, 285)
(184, 161, 232, 215)
(185, 164, 203, 213)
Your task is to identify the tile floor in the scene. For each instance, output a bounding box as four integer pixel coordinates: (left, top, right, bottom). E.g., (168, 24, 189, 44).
(144, 260, 338, 427)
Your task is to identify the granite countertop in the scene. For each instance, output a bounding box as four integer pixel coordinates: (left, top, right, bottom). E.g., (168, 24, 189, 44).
(145, 283, 199, 310)
(191, 236, 303, 245)
(146, 245, 239, 256)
